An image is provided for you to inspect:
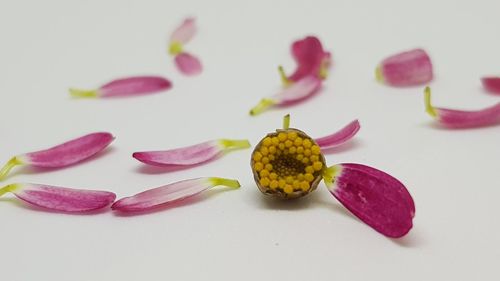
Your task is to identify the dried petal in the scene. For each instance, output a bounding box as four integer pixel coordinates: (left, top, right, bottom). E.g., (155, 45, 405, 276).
(376, 48, 433, 87)
(174, 52, 203, 76)
(249, 76, 322, 116)
(0, 132, 114, 181)
(69, 76, 172, 98)
(323, 163, 415, 238)
(133, 139, 251, 168)
(481, 76, 500, 94)
(314, 120, 360, 150)
(279, 36, 331, 84)
(0, 183, 116, 212)
(424, 87, 500, 128)
(170, 17, 196, 46)
(112, 177, 240, 212)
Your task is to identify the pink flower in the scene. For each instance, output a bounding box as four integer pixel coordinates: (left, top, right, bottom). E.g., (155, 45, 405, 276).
(376, 48, 433, 87)
(169, 17, 202, 76)
(70, 76, 172, 98)
(424, 87, 500, 128)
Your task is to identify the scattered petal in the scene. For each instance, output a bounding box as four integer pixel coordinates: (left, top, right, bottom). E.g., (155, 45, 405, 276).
(280, 36, 331, 83)
(323, 163, 415, 238)
(170, 17, 197, 47)
(112, 177, 240, 212)
(133, 139, 251, 168)
(481, 76, 500, 94)
(376, 48, 433, 87)
(314, 120, 361, 150)
(175, 52, 203, 76)
(0, 183, 116, 212)
(424, 87, 500, 128)
(249, 76, 322, 116)
(70, 76, 172, 98)
(0, 132, 114, 181)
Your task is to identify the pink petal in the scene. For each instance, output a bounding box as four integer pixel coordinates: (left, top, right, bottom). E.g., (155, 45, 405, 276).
(425, 87, 500, 128)
(481, 76, 500, 94)
(249, 76, 322, 116)
(377, 48, 433, 87)
(112, 177, 240, 212)
(0, 132, 114, 180)
(287, 36, 331, 82)
(170, 17, 196, 45)
(133, 139, 250, 168)
(70, 76, 172, 98)
(0, 183, 115, 212)
(314, 120, 361, 150)
(175, 52, 202, 76)
(324, 163, 415, 238)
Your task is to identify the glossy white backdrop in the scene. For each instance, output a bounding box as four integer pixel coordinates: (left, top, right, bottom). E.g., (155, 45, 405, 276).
(0, 0, 499, 280)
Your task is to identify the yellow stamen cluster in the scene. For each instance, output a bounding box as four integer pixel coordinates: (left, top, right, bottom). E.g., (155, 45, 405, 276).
(252, 129, 325, 198)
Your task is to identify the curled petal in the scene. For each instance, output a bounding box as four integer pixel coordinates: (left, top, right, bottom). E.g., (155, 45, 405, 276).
(170, 18, 196, 48)
(175, 52, 202, 76)
(424, 87, 500, 128)
(250, 76, 322, 116)
(70, 76, 172, 98)
(0, 183, 116, 212)
(0, 132, 114, 181)
(323, 163, 415, 238)
(376, 48, 433, 87)
(481, 76, 500, 94)
(112, 177, 240, 212)
(133, 139, 251, 168)
(314, 120, 360, 150)
(281, 36, 331, 83)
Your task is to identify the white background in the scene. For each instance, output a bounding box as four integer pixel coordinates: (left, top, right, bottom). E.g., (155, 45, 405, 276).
(1, 0, 499, 280)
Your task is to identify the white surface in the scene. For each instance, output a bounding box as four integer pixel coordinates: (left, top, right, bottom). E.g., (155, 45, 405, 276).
(1, 0, 499, 280)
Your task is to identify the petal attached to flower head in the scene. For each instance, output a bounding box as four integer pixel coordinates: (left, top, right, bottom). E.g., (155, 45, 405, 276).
(376, 48, 433, 87)
(424, 87, 500, 128)
(249, 76, 322, 116)
(0, 132, 114, 181)
(170, 18, 197, 47)
(323, 163, 415, 238)
(111, 177, 240, 212)
(314, 120, 360, 150)
(175, 52, 202, 76)
(133, 139, 250, 168)
(481, 76, 500, 94)
(70, 76, 172, 98)
(283, 36, 331, 83)
(0, 183, 116, 212)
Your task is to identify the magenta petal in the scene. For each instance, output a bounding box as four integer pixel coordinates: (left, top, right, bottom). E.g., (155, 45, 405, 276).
(175, 52, 202, 76)
(170, 17, 196, 45)
(3, 183, 115, 212)
(377, 48, 433, 87)
(481, 76, 500, 94)
(70, 76, 172, 98)
(326, 163, 415, 238)
(112, 177, 240, 212)
(24, 132, 114, 168)
(315, 120, 360, 150)
(425, 87, 500, 128)
(288, 36, 331, 82)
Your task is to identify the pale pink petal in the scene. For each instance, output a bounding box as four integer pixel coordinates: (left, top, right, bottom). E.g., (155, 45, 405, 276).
(377, 48, 433, 87)
(250, 76, 322, 115)
(425, 87, 500, 128)
(175, 52, 202, 76)
(170, 18, 196, 45)
(314, 120, 360, 150)
(324, 163, 415, 238)
(0, 132, 114, 181)
(112, 177, 240, 212)
(133, 139, 250, 168)
(70, 76, 172, 98)
(0, 183, 116, 212)
(481, 76, 500, 94)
